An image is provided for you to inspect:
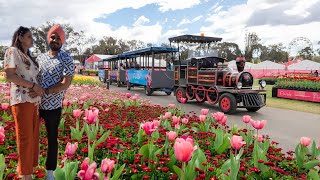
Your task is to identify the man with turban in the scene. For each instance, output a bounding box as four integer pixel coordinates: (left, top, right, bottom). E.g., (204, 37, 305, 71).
(30, 24, 74, 180)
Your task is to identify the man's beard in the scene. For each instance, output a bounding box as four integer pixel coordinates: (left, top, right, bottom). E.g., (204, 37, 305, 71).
(49, 42, 62, 51)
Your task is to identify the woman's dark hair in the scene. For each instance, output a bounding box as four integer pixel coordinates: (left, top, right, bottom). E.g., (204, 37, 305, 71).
(11, 26, 38, 67)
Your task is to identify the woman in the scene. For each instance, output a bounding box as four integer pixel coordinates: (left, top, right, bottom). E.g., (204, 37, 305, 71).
(4, 26, 44, 180)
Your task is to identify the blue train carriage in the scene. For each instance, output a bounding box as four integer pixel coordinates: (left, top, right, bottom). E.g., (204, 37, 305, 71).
(123, 47, 178, 96)
(98, 58, 112, 83)
(169, 35, 267, 114)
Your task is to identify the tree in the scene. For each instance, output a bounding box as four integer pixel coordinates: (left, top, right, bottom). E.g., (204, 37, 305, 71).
(298, 47, 314, 60)
(127, 40, 145, 51)
(244, 32, 261, 61)
(216, 42, 242, 60)
(0, 45, 8, 59)
(266, 43, 288, 63)
(67, 30, 96, 63)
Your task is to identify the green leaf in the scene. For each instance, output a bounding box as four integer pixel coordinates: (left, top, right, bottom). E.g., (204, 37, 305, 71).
(167, 153, 177, 169)
(137, 129, 144, 143)
(303, 160, 320, 171)
(111, 164, 126, 180)
(54, 166, 66, 180)
(307, 169, 320, 180)
(138, 144, 149, 159)
(172, 165, 182, 179)
(193, 148, 207, 170)
(131, 174, 138, 180)
(67, 161, 79, 180)
(0, 154, 6, 180)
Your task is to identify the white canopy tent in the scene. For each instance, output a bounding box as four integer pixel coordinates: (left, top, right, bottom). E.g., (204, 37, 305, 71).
(251, 60, 285, 70)
(287, 60, 320, 71)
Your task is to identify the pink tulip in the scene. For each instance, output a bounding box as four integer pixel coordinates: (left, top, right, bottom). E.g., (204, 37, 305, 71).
(168, 104, 176, 108)
(131, 95, 138, 101)
(84, 109, 99, 125)
(1, 103, 9, 110)
(212, 112, 227, 124)
(250, 120, 266, 130)
(153, 120, 160, 128)
(101, 158, 115, 173)
(141, 122, 156, 136)
(180, 98, 187, 104)
(181, 118, 189, 124)
(79, 96, 87, 101)
(63, 100, 71, 106)
(172, 116, 180, 124)
(254, 134, 264, 142)
(104, 108, 109, 112)
(201, 109, 209, 115)
(73, 109, 83, 118)
(174, 138, 197, 162)
(125, 93, 132, 98)
(134, 94, 139, 98)
(242, 115, 251, 124)
(175, 123, 180, 130)
(5, 91, 10, 96)
(80, 158, 90, 171)
(65, 142, 78, 157)
(181, 135, 194, 146)
(164, 112, 171, 119)
(78, 159, 100, 180)
(0, 126, 5, 143)
(3, 96, 9, 101)
(300, 137, 311, 147)
(166, 131, 177, 141)
(199, 115, 206, 122)
(230, 135, 246, 150)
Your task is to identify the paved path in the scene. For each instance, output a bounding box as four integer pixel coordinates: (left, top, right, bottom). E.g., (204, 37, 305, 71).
(108, 85, 320, 152)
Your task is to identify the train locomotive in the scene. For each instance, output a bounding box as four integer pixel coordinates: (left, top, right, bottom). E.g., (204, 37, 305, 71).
(170, 35, 267, 114)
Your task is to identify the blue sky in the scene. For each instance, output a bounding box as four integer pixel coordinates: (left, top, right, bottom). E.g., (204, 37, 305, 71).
(95, 0, 245, 35)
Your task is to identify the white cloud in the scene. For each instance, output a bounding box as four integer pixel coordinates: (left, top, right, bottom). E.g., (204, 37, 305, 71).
(177, 15, 203, 27)
(133, 16, 150, 26)
(158, 0, 201, 12)
(201, 0, 320, 50)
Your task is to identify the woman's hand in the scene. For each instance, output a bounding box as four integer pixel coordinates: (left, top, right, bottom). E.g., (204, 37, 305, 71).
(29, 84, 44, 98)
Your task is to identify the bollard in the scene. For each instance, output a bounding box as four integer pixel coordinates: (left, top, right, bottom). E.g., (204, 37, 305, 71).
(106, 80, 110, 90)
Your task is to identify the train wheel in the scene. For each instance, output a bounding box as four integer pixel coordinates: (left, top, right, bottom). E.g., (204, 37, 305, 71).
(186, 85, 195, 100)
(145, 86, 153, 96)
(195, 86, 206, 103)
(219, 93, 237, 114)
(206, 87, 219, 105)
(175, 87, 188, 103)
(117, 81, 121, 87)
(246, 107, 261, 112)
(165, 92, 172, 95)
(127, 82, 131, 90)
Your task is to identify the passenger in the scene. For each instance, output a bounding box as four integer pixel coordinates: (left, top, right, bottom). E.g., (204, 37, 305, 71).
(120, 63, 125, 70)
(135, 64, 140, 70)
(315, 70, 318, 77)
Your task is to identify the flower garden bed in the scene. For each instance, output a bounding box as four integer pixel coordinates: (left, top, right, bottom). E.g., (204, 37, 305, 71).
(0, 82, 320, 179)
(82, 70, 99, 76)
(272, 78, 320, 103)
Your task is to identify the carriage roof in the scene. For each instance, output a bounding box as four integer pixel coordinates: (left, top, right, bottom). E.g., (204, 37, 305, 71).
(122, 47, 178, 56)
(168, 35, 222, 43)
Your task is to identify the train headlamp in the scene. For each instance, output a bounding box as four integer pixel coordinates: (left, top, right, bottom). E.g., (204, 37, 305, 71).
(237, 82, 243, 89)
(259, 80, 267, 88)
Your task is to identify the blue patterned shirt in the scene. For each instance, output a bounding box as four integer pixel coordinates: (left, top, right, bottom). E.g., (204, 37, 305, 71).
(37, 50, 75, 110)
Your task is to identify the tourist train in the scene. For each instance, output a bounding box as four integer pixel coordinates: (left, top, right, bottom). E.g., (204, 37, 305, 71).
(98, 34, 267, 114)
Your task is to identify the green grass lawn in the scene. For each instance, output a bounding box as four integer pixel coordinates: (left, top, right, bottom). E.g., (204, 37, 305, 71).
(261, 83, 320, 114)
